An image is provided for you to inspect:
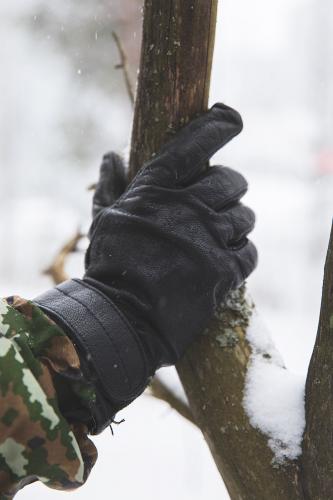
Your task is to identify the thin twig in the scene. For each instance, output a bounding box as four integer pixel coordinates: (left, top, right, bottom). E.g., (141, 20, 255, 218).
(44, 231, 84, 285)
(112, 31, 135, 106)
(149, 377, 197, 427)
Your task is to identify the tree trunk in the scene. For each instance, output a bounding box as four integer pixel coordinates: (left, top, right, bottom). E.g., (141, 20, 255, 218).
(302, 223, 333, 499)
(128, 1, 332, 498)
(129, 0, 217, 178)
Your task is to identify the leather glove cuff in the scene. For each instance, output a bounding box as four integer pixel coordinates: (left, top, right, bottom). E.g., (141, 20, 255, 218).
(34, 279, 149, 434)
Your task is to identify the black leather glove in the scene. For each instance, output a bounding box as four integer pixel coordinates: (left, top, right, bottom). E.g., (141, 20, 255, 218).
(34, 103, 257, 433)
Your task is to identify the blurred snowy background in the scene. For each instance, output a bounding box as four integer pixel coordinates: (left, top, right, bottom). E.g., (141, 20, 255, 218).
(1, 0, 333, 498)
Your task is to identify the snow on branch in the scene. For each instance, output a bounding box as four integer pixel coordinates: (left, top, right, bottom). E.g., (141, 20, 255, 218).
(243, 312, 305, 463)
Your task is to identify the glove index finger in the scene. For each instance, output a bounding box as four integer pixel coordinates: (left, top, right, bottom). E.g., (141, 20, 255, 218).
(143, 103, 243, 187)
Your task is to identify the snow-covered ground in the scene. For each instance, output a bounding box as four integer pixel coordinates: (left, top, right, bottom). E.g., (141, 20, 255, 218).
(1, 0, 333, 498)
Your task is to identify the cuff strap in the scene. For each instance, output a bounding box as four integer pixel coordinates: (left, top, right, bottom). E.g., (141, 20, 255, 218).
(34, 279, 148, 405)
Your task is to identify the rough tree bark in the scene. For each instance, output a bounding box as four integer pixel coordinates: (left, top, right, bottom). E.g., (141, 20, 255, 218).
(129, 0, 217, 177)
(302, 224, 333, 499)
(127, 1, 331, 498)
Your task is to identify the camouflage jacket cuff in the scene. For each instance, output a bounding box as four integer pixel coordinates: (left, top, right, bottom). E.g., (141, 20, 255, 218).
(34, 279, 149, 434)
(0, 296, 97, 498)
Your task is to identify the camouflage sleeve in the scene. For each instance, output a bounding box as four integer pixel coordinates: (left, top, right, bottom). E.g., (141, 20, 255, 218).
(0, 296, 98, 499)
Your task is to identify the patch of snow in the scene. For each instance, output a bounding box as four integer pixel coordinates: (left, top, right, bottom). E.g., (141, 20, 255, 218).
(243, 311, 306, 463)
(246, 311, 285, 367)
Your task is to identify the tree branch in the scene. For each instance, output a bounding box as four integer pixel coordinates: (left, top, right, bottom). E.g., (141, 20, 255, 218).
(44, 231, 83, 285)
(301, 224, 333, 498)
(149, 377, 196, 426)
(112, 31, 135, 107)
(129, 0, 218, 180)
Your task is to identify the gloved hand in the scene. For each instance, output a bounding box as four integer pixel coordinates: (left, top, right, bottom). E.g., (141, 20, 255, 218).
(35, 103, 257, 433)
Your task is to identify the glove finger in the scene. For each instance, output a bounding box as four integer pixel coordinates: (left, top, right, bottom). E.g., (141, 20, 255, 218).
(214, 239, 257, 304)
(92, 152, 128, 219)
(233, 239, 258, 285)
(187, 166, 248, 211)
(221, 204, 256, 248)
(137, 103, 243, 188)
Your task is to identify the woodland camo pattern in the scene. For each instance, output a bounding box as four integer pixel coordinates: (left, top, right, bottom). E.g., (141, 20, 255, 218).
(0, 296, 97, 499)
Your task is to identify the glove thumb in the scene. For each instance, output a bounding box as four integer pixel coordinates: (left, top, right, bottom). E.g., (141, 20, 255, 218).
(92, 152, 128, 219)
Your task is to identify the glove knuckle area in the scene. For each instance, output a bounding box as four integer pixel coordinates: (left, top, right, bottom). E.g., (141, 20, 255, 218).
(116, 187, 173, 223)
(135, 106, 241, 190)
(118, 182, 207, 224)
(187, 165, 248, 210)
(135, 157, 182, 189)
(220, 203, 256, 246)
